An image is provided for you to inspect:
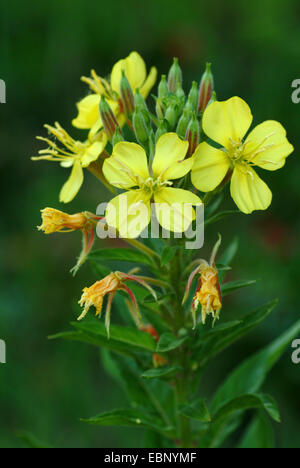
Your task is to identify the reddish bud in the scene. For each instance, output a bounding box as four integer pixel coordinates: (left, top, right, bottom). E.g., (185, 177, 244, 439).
(198, 63, 214, 113)
(99, 96, 121, 140)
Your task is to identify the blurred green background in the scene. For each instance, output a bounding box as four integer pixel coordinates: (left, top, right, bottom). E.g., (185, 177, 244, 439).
(0, 0, 299, 448)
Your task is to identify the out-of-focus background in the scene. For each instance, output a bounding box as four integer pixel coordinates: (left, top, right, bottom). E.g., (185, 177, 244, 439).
(0, 0, 299, 448)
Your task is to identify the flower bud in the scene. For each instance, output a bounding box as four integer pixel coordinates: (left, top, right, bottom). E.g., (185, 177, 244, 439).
(120, 70, 135, 117)
(155, 97, 165, 120)
(167, 58, 182, 93)
(112, 127, 124, 146)
(187, 81, 199, 111)
(176, 84, 185, 101)
(158, 74, 169, 99)
(133, 107, 150, 145)
(198, 63, 214, 112)
(134, 89, 148, 111)
(207, 90, 217, 107)
(99, 96, 121, 140)
(155, 120, 168, 142)
(185, 113, 201, 156)
(176, 109, 191, 139)
(165, 103, 178, 129)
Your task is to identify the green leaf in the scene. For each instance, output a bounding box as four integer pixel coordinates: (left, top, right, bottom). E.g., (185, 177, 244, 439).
(199, 393, 279, 448)
(197, 300, 278, 366)
(221, 279, 257, 296)
(160, 246, 179, 266)
(238, 413, 275, 448)
(82, 408, 171, 434)
(205, 210, 240, 227)
(218, 237, 239, 282)
(214, 393, 280, 423)
(156, 333, 188, 352)
(50, 319, 157, 356)
(197, 320, 242, 341)
(179, 398, 211, 422)
(141, 366, 182, 380)
(219, 237, 239, 265)
(73, 319, 157, 353)
(210, 318, 300, 415)
(89, 248, 154, 266)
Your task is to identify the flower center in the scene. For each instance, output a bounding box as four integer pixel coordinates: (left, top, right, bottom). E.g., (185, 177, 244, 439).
(140, 176, 172, 194)
(225, 137, 246, 164)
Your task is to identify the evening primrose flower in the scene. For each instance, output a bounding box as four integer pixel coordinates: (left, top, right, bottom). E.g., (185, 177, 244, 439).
(102, 133, 202, 237)
(78, 271, 157, 337)
(32, 123, 106, 203)
(191, 97, 294, 214)
(38, 208, 92, 233)
(183, 236, 222, 326)
(72, 51, 157, 138)
(38, 208, 103, 275)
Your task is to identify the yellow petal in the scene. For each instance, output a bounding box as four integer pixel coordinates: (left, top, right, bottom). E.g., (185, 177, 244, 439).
(105, 190, 151, 238)
(111, 52, 146, 94)
(81, 140, 106, 167)
(244, 120, 294, 171)
(72, 94, 101, 129)
(103, 141, 150, 189)
(154, 188, 202, 232)
(203, 96, 253, 147)
(59, 161, 84, 203)
(191, 142, 231, 192)
(139, 66, 157, 98)
(152, 133, 189, 180)
(230, 164, 272, 214)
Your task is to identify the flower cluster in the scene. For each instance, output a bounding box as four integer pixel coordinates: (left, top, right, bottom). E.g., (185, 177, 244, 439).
(33, 51, 293, 331)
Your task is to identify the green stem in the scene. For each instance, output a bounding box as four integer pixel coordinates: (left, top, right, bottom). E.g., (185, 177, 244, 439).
(125, 238, 161, 262)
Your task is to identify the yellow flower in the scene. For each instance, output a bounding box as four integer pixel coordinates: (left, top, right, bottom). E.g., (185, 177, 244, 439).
(38, 208, 91, 234)
(102, 133, 202, 238)
(191, 96, 294, 214)
(32, 122, 106, 203)
(72, 52, 157, 138)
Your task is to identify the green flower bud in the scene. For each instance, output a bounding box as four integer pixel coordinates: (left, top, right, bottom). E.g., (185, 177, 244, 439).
(99, 96, 121, 140)
(155, 97, 165, 120)
(198, 62, 214, 112)
(176, 84, 185, 101)
(167, 58, 182, 93)
(165, 103, 178, 129)
(207, 90, 217, 107)
(185, 113, 201, 156)
(120, 70, 135, 117)
(134, 89, 148, 111)
(133, 107, 150, 145)
(158, 74, 169, 99)
(112, 127, 124, 146)
(176, 109, 191, 139)
(155, 120, 168, 142)
(187, 81, 199, 111)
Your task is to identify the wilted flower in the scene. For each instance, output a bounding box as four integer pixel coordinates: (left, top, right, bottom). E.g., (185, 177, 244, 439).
(78, 271, 157, 336)
(183, 236, 222, 326)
